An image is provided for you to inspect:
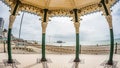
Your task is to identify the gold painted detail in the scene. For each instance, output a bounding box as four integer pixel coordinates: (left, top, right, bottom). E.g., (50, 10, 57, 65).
(80, 3, 99, 16)
(42, 22, 48, 33)
(99, 2, 113, 29)
(48, 10, 73, 17)
(106, 15, 113, 29)
(74, 22, 80, 33)
(99, 1, 112, 16)
(9, 15, 16, 28)
(6, 0, 20, 15)
(41, 13, 49, 22)
(4, 0, 117, 17)
(20, 3, 43, 16)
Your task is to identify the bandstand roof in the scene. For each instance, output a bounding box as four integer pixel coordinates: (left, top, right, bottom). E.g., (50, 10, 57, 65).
(2, 0, 119, 16)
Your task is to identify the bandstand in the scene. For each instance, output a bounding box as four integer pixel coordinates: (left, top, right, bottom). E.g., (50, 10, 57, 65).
(1, 0, 119, 66)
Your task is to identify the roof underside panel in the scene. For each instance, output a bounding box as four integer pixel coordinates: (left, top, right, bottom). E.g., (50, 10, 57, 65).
(49, 0, 72, 9)
(76, 0, 100, 8)
(21, 0, 45, 9)
(20, 0, 101, 10)
(2, 0, 119, 16)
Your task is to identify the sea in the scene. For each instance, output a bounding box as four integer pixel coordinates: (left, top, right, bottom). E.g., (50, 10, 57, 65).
(37, 39, 120, 46)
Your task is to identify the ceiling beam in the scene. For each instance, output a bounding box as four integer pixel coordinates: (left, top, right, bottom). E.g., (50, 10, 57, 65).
(70, 0, 76, 8)
(44, 0, 51, 9)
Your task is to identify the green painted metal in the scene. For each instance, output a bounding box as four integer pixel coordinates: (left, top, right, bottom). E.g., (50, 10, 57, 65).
(4, 41, 6, 53)
(107, 29, 114, 65)
(43, 9, 48, 22)
(41, 9, 48, 61)
(74, 33, 80, 62)
(115, 43, 117, 54)
(101, 0, 109, 15)
(41, 33, 47, 61)
(79, 44, 81, 54)
(12, 0, 20, 15)
(7, 29, 13, 63)
(7, 0, 19, 63)
(73, 9, 78, 22)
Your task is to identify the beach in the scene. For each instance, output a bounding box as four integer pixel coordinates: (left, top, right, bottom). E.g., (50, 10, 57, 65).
(0, 42, 120, 54)
(0, 42, 120, 68)
(0, 53, 120, 68)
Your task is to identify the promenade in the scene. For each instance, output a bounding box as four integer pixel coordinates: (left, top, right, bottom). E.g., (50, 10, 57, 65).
(0, 53, 119, 68)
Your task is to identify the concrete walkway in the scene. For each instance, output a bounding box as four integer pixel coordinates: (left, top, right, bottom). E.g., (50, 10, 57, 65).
(0, 53, 119, 68)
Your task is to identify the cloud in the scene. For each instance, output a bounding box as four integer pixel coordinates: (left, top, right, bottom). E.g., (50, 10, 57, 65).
(0, 1, 10, 28)
(47, 17, 74, 35)
(80, 12, 110, 41)
(12, 12, 42, 40)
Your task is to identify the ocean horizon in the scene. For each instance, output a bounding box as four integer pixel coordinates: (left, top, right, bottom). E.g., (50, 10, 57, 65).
(37, 39, 120, 46)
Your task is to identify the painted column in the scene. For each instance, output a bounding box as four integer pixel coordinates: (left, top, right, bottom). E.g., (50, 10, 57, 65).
(7, 0, 19, 63)
(100, 0, 114, 65)
(41, 9, 48, 61)
(115, 43, 117, 54)
(106, 15, 114, 65)
(7, 15, 16, 63)
(73, 9, 80, 62)
(74, 23, 80, 62)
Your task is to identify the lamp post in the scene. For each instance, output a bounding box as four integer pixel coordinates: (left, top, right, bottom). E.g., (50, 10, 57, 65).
(115, 42, 117, 54)
(17, 12, 24, 46)
(19, 12, 24, 39)
(3, 29, 7, 53)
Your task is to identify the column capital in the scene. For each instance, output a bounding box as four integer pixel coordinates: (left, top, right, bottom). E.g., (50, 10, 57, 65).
(74, 22, 80, 33)
(99, 0, 113, 29)
(105, 15, 113, 29)
(73, 9, 78, 22)
(9, 15, 16, 29)
(11, 0, 20, 15)
(42, 9, 48, 22)
(73, 9, 78, 12)
(99, 0, 111, 16)
(41, 22, 48, 33)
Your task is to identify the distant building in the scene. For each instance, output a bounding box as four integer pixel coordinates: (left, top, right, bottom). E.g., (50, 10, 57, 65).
(0, 18, 4, 39)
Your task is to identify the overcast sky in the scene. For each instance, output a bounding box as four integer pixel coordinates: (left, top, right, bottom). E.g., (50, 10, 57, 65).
(0, 1, 120, 42)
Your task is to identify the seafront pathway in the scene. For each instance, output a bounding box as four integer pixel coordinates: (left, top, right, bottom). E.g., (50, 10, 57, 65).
(0, 53, 120, 68)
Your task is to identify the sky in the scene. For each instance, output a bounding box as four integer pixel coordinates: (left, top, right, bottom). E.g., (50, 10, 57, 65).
(0, 1, 120, 43)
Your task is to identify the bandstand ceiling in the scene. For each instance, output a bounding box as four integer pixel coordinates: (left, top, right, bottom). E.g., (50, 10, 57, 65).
(20, 0, 100, 10)
(3, 0, 118, 16)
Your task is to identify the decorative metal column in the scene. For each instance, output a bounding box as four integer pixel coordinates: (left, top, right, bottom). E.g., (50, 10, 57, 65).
(100, 0, 114, 65)
(106, 15, 114, 65)
(73, 9, 80, 62)
(7, 0, 20, 63)
(41, 9, 48, 62)
(115, 43, 117, 54)
(7, 15, 16, 63)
